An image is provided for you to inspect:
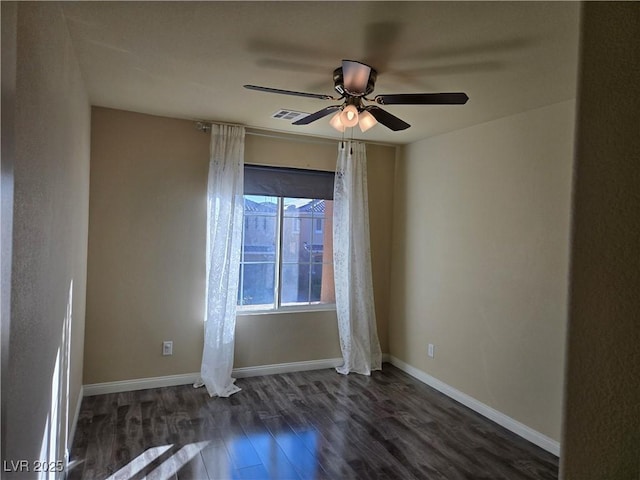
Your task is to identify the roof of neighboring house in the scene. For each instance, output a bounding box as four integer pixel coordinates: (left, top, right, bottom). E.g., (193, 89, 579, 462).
(296, 199, 325, 214)
(244, 198, 325, 215)
(244, 198, 277, 213)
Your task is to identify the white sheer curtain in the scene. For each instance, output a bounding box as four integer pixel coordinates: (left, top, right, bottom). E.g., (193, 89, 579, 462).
(198, 124, 245, 397)
(333, 141, 382, 375)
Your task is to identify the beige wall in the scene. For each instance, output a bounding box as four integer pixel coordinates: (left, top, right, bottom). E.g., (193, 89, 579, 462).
(85, 108, 209, 384)
(365, 142, 396, 355)
(85, 108, 395, 383)
(390, 100, 575, 441)
(560, 3, 640, 478)
(4, 1, 90, 470)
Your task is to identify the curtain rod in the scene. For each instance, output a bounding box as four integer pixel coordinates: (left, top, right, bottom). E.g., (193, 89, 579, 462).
(194, 121, 399, 148)
(195, 121, 246, 132)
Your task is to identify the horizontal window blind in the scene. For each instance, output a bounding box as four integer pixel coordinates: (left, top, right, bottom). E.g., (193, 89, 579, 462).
(244, 164, 334, 200)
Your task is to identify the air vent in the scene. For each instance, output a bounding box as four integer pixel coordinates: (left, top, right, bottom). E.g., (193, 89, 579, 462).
(271, 109, 309, 122)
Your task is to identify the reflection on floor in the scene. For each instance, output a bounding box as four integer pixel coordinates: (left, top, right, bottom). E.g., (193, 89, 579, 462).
(69, 364, 558, 479)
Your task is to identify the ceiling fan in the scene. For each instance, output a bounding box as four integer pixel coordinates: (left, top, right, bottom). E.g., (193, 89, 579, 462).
(244, 59, 469, 132)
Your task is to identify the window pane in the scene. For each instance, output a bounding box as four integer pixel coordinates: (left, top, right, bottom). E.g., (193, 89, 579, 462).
(243, 196, 277, 264)
(282, 217, 311, 263)
(244, 195, 278, 216)
(310, 263, 324, 302)
(238, 193, 335, 310)
(282, 261, 335, 306)
(283, 198, 313, 216)
(240, 263, 275, 307)
(281, 263, 310, 305)
(307, 234, 324, 264)
(239, 194, 277, 309)
(242, 215, 276, 262)
(318, 262, 335, 304)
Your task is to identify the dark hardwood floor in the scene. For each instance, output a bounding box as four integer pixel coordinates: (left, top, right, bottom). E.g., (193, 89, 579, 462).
(68, 364, 558, 479)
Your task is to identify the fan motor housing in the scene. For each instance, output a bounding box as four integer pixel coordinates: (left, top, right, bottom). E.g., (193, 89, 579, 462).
(333, 67, 377, 97)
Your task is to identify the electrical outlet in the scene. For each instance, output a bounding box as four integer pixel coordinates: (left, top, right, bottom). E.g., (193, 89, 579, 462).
(163, 341, 173, 356)
(428, 343, 435, 358)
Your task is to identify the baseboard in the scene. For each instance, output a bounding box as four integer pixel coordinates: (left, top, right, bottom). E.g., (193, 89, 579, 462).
(83, 357, 344, 396)
(84, 372, 200, 396)
(233, 357, 343, 378)
(388, 355, 561, 457)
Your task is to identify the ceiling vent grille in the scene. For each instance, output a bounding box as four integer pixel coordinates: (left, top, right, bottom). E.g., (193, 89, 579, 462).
(271, 109, 309, 122)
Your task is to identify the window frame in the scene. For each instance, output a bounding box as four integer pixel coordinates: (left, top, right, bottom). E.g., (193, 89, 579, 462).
(237, 195, 335, 314)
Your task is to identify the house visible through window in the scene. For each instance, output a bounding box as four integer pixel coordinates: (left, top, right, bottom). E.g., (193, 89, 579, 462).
(238, 165, 335, 311)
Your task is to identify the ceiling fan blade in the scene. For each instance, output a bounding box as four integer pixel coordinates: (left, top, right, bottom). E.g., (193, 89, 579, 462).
(365, 106, 410, 131)
(342, 60, 372, 95)
(244, 84, 336, 100)
(292, 105, 342, 125)
(375, 92, 469, 105)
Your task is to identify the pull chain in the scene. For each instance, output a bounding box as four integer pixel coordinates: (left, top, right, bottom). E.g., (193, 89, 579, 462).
(349, 127, 354, 155)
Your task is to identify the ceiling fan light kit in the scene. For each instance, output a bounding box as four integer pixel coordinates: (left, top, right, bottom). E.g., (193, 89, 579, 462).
(244, 59, 468, 134)
(358, 110, 378, 133)
(329, 111, 346, 132)
(340, 104, 360, 128)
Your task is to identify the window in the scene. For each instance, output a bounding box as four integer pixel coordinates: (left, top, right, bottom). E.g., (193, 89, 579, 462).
(238, 166, 335, 311)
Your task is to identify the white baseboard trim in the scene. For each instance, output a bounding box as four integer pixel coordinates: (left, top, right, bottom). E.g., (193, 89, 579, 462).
(84, 372, 200, 396)
(83, 357, 344, 396)
(233, 357, 343, 378)
(388, 355, 560, 457)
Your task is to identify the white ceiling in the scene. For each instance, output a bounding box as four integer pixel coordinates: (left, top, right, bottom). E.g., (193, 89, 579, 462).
(62, 1, 581, 145)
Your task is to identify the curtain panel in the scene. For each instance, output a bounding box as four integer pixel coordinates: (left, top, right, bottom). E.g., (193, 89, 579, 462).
(198, 124, 245, 397)
(333, 141, 382, 375)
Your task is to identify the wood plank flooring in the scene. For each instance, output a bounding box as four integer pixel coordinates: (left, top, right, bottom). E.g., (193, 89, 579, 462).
(68, 364, 558, 479)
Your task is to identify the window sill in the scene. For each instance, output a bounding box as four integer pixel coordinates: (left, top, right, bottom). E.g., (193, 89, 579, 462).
(236, 304, 336, 316)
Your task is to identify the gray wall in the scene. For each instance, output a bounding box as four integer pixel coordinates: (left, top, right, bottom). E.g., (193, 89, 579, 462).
(4, 2, 90, 470)
(560, 3, 640, 478)
(1, 0, 17, 462)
